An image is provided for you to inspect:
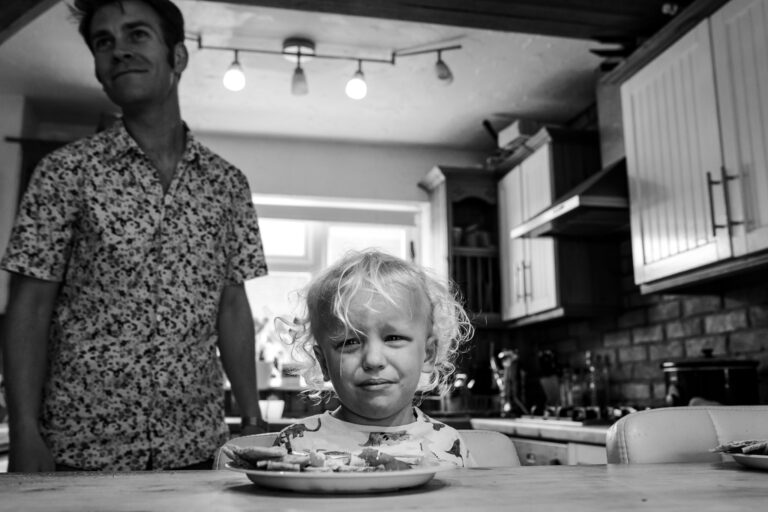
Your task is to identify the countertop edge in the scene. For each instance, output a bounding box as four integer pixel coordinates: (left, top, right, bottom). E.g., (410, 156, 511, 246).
(471, 418, 608, 445)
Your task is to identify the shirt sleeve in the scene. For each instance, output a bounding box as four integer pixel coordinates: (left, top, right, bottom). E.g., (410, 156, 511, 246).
(224, 168, 268, 284)
(1, 149, 81, 282)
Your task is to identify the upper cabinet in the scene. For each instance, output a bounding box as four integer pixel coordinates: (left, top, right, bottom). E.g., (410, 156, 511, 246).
(498, 128, 619, 324)
(621, 0, 768, 290)
(711, 0, 768, 256)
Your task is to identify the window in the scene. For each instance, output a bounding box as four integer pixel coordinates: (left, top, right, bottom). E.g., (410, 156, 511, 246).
(244, 195, 427, 366)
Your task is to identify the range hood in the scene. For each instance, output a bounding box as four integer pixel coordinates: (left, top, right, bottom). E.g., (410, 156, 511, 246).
(510, 158, 629, 239)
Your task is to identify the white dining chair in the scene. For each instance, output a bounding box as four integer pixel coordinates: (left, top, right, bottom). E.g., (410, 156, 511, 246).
(606, 405, 768, 464)
(459, 429, 520, 467)
(214, 428, 520, 468)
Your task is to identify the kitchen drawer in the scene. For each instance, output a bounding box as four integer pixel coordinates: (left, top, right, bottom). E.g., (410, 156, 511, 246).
(511, 438, 568, 466)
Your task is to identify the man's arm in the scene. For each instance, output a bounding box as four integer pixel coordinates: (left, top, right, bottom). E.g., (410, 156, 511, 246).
(1, 273, 60, 472)
(216, 283, 266, 435)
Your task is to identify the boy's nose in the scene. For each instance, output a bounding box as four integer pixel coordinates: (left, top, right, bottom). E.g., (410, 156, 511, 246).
(361, 340, 386, 370)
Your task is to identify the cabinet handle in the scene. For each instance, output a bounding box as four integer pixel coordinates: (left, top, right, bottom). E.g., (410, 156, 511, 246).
(706, 171, 728, 237)
(522, 262, 532, 299)
(720, 165, 744, 230)
(515, 264, 524, 301)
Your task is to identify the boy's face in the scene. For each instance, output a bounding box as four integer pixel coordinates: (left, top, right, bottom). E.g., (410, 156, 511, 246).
(89, 0, 186, 108)
(314, 287, 436, 426)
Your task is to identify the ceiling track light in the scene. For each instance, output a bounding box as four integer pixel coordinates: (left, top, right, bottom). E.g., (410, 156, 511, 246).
(345, 60, 367, 100)
(222, 49, 245, 92)
(291, 56, 309, 96)
(189, 34, 461, 95)
(434, 50, 454, 84)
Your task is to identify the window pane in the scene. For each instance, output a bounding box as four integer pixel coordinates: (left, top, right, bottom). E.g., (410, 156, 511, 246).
(326, 224, 408, 264)
(246, 271, 310, 319)
(259, 219, 307, 257)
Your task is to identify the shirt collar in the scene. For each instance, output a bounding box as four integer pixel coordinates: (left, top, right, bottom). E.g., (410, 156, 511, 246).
(102, 118, 203, 166)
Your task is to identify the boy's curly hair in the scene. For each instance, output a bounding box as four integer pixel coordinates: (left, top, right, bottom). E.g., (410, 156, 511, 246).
(279, 249, 474, 402)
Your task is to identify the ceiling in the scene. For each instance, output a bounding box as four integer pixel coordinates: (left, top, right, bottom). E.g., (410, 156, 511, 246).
(0, 0, 690, 150)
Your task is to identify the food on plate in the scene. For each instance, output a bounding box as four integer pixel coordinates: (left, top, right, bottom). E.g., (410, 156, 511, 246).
(223, 443, 423, 473)
(222, 444, 288, 467)
(711, 440, 768, 455)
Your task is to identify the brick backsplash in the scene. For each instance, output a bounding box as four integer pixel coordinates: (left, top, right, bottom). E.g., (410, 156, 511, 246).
(505, 239, 768, 408)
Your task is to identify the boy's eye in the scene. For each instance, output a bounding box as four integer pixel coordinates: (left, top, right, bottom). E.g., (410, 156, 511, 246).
(332, 338, 360, 351)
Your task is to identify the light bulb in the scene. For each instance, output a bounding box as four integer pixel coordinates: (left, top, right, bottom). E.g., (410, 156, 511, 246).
(222, 55, 245, 92)
(435, 53, 453, 84)
(345, 70, 367, 100)
(291, 64, 308, 95)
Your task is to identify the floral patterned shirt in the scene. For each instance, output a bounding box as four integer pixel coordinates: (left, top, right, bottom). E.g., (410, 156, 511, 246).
(1, 120, 268, 470)
(276, 407, 475, 467)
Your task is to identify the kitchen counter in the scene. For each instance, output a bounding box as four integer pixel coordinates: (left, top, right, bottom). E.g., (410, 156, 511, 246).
(471, 417, 611, 465)
(471, 417, 609, 445)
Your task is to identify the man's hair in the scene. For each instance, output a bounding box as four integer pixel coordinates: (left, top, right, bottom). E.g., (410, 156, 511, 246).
(70, 0, 185, 61)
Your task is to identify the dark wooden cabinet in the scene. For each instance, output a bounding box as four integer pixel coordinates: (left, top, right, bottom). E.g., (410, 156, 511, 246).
(419, 166, 501, 325)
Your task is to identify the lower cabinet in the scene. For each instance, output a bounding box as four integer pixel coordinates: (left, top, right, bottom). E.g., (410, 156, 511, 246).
(510, 437, 607, 466)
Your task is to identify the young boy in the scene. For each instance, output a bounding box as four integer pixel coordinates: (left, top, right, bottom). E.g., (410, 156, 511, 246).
(277, 250, 476, 468)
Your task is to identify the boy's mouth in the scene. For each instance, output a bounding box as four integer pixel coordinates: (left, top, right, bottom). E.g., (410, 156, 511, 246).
(359, 378, 393, 389)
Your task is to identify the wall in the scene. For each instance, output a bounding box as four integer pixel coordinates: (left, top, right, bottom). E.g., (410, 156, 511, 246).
(507, 237, 768, 409)
(197, 131, 487, 203)
(0, 113, 487, 312)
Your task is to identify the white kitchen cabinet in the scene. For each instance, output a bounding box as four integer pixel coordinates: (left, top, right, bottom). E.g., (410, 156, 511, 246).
(621, 0, 768, 286)
(711, 0, 768, 256)
(498, 162, 556, 321)
(498, 128, 617, 323)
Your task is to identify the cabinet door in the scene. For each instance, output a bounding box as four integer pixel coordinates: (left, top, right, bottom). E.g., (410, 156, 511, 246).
(521, 142, 553, 218)
(498, 167, 528, 320)
(525, 238, 558, 315)
(621, 19, 730, 284)
(711, 0, 768, 256)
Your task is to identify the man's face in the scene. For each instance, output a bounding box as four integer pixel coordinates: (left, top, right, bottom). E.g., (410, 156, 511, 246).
(89, 0, 186, 108)
(314, 288, 437, 427)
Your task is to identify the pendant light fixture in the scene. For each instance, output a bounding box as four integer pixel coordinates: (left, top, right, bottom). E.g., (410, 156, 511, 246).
(345, 60, 367, 100)
(435, 50, 454, 84)
(222, 50, 245, 92)
(291, 57, 309, 95)
(283, 38, 313, 96)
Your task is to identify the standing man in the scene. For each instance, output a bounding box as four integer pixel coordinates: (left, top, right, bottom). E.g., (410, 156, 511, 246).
(1, 0, 268, 471)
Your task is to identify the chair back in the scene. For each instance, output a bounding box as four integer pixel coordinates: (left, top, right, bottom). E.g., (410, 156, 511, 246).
(214, 429, 520, 469)
(606, 405, 768, 464)
(459, 429, 521, 467)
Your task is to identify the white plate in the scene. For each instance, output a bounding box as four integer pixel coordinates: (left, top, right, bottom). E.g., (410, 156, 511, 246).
(732, 453, 768, 471)
(225, 462, 451, 493)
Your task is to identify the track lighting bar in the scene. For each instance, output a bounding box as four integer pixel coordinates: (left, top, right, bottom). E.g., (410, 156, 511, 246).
(187, 34, 461, 97)
(190, 35, 460, 66)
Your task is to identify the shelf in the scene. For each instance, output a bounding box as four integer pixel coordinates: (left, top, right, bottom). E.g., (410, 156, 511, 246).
(452, 246, 497, 256)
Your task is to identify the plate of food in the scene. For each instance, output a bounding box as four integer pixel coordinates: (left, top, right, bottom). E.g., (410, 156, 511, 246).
(222, 444, 452, 493)
(711, 439, 768, 471)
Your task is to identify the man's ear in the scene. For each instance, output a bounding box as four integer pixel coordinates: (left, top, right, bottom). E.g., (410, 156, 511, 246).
(422, 335, 438, 372)
(313, 345, 331, 381)
(172, 42, 188, 74)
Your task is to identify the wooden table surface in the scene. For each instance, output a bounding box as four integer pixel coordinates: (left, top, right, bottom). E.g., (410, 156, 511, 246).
(1, 462, 766, 512)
